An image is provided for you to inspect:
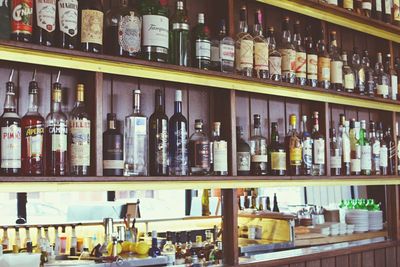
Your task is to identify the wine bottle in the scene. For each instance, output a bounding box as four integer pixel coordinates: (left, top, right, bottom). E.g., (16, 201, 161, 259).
(34, 0, 56, 46)
(286, 115, 302, 176)
(103, 113, 123, 176)
(80, 0, 104, 53)
(170, 1, 189, 66)
(250, 114, 268, 176)
(193, 13, 211, 70)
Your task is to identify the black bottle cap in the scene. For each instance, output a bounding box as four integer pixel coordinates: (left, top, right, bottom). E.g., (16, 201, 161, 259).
(253, 114, 261, 127)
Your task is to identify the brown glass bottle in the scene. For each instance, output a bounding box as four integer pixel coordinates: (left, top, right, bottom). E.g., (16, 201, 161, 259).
(286, 115, 302, 176)
(80, 0, 103, 53)
(10, 0, 33, 43)
(270, 122, 286, 176)
(317, 27, 331, 90)
(34, 0, 56, 46)
(58, 0, 78, 49)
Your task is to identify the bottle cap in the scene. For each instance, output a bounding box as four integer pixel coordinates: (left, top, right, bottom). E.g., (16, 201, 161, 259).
(195, 119, 203, 129)
(198, 13, 205, 23)
(302, 115, 307, 122)
(134, 89, 141, 94)
(151, 230, 157, 239)
(175, 90, 182, 102)
(177, 1, 183, 9)
(289, 114, 297, 126)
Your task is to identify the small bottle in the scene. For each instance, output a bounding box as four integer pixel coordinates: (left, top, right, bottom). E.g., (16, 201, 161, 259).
(193, 13, 211, 70)
(162, 232, 176, 265)
(236, 126, 251, 176)
(250, 114, 268, 176)
(148, 231, 161, 258)
(189, 119, 210, 175)
(253, 9, 269, 79)
(1, 228, 9, 250)
(267, 27, 282, 82)
(270, 122, 286, 176)
(279, 17, 296, 84)
(293, 20, 307, 86)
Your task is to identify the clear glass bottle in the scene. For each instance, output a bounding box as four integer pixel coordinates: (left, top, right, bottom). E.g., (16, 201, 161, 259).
(267, 27, 281, 82)
(350, 119, 361, 175)
(170, 0, 189, 66)
(317, 27, 331, 89)
(286, 115, 302, 176)
(352, 47, 366, 95)
(124, 89, 148, 176)
(236, 6, 253, 77)
(253, 9, 269, 79)
(369, 121, 381, 175)
(236, 126, 251, 176)
(341, 119, 351, 176)
(293, 20, 307, 86)
(279, 17, 296, 84)
(330, 125, 341, 176)
(300, 115, 312, 176)
(377, 122, 388, 175)
(342, 51, 355, 93)
(362, 50, 375, 97)
(311, 111, 325, 176)
(69, 84, 91, 176)
(219, 19, 235, 73)
(375, 52, 390, 99)
(305, 26, 318, 88)
(360, 120, 372, 175)
(162, 232, 176, 265)
(193, 13, 211, 70)
(384, 53, 398, 101)
(270, 122, 286, 176)
(189, 119, 210, 175)
(211, 122, 228, 176)
(329, 31, 343, 91)
(250, 114, 268, 176)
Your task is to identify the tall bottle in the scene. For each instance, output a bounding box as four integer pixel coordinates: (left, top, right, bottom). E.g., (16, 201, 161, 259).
(377, 122, 388, 175)
(219, 20, 235, 73)
(46, 74, 68, 176)
(300, 115, 312, 176)
(330, 125, 341, 176)
(383, 0, 392, 22)
(362, 50, 375, 97)
(140, 0, 169, 62)
(189, 119, 210, 175)
(80, 0, 104, 53)
(293, 20, 307, 86)
(58, 0, 78, 50)
(311, 112, 325, 176)
(384, 53, 398, 101)
(352, 48, 366, 95)
(267, 27, 281, 82)
(270, 122, 286, 176)
(350, 119, 361, 175)
(236, 6, 253, 77)
(373, 0, 383, 20)
(329, 31, 343, 91)
(342, 51, 355, 93)
(362, 0, 373, 17)
(170, 1, 189, 66)
(286, 115, 302, 176)
(103, 113, 123, 176)
(124, 89, 148, 176)
(305, 26, 318, 88)
(385, 127, 395, 175)
(169, 90, 188, 176)
(280, 17, 296, 84)
(193, 13, 211, 70)
(369, 121, 381, 175)
(105, 0, 141, 57)
(10, 0, 33, 43)
(236, 126, 251, 176)
(34, 0, 56, 46)
(396, 122, 400, 174)
(1, 71, 21, 175)
(211, 122, 228, 176)
(253, 9, 269, 79)
(376, 52, 390, 99)
(317, 28, 331, 89)
(22, 71, 45, 176)
(341, 119, 351, 175)
(250, 114, 268, 176)
(359, 120, 372, 175)
(149, 89, 169, 176)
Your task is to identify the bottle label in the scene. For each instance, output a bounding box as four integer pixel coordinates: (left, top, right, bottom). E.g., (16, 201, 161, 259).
(327, 0, 338, 4)
(254, 42, 269, 71)
(376, 0, 382, 12)
(302, 139, 312, 168)
(377, 84, 389, 96)
(269, 56, 282, 76)
(251, 155, 268, 163)
(11, 0, 33, 34)
(103, 160, 124, 169)
(361, 145, 372, 170)
(344, 0, 354, 8)
(70, 119, 90, 167)
(394, 0, 400, 21)
(172, 22, 189, 30)
(142, 14, 169, 49)
(196, 39, 211, 60)
(362, 2, 372, 10)
(23, 123, 44, 159)
(58, 0, 78, 37)
(36, 0, 56, 32)
(213, 141, 227, 172)
(289, 147, 302, 166)
(385, 0, 391, 14)
(295, 52, 307, 78)
(330, 154, 341, 169)
(211, 44, 220, 62)
(1, 125, 21, 168)
(318, 57, 331, 82)
(192, 141, 210, 168)
(271, 151, 286, 170)
(170, 125, 188, 175)
(351, 159, 361, 172)
(280, 48, 295, 73)
(81, 9, 103, 45)
(358, 68, 366, 83)
(240, 39, 254, 69)
(344, 73, 355, 90)
(372, 141, 380, 155)
(330, 61, 343, 84)
(48, 123, 67, 152)
(313, 139, 325, 164)
(235, 48, 241, 71)
(153, 121, 168, 166)
(119, 13, 141, 54)
(343, 136, 351, 163)
(220, 43, 235, 62)
(380, 145, 388, 167)
(237, 152, 251, 171)
(391, 75, 398, 100)
(307, 54, 318, 80)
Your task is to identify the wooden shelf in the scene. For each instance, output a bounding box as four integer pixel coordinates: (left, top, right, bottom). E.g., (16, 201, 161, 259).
(257, 0, 400, 43)
(0, 40, 399, 112)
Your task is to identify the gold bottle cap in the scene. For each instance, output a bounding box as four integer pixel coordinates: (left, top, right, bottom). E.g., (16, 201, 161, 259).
(76, 84, 85, 102)
(52, 83, 62, 103)
(290, 114, 297, 126)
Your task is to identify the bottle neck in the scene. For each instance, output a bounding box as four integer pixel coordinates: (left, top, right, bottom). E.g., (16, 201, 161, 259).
(301, 120, 307, 133)
(174, 101, 182, 114)
(3, 92, 17, 113)
(108, 119, 116, 130)
(254, 125, 261, 136)
(134, 94, 141, 114)
(239, 21, 248, 33)
(271, 129, 279, 143)
(253, 23, 263, 36)
(313, 119, 319, 132)
(282, 28, 291, 43)
(27, 92, 39, 113)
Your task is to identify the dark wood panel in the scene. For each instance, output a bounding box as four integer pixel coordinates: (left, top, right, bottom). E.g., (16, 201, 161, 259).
(222, 189, 238, 265)
(349, 252, 362, 267)
(335, 255, 349, 267)
(374, 248, 386, 266)
(289, 263, 305, 267)
(321, 257, 335, 267)
(385, 246, 397, 267)
(306, 260, 320, 267)
(362, 251, 375, 267)
(268, 96, 286, 137)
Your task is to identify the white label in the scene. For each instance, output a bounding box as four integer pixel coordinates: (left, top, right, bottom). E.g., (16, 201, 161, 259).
(307, 54, 318, 80)
(303, 139, 313, 168)
(280, 48, 295, 72)
(220, 44, 235, 61)
(376, 0, 382, 11)
(240, 39, 254, 69)
(344, 73, 355, 90)
(372, 141, 380, 155)
(1, 125, 21, 168)
(385, 0, 391, 14)
(391, 75, 398, 100)
(70, 119, 90, 167)
(269, 56, 282, 75)
(380, 146, 388, 167)
(362, 2, 372, 10)
(351, 159, 361, 172)
(49, 123, 68, 152)
(213, 141, 227, 172)
(314, 139, 325, 164)
(330, 155, 341, 168)
(377, 84, 389, 96)
(142, 15, 169, 49)
(295, 51, 307, 78)
(327, 0, 338, 5)
(361, 145, 371, 170)
(58, 0, 78, 37)
(237, 152, 251, 171)
(119, 14, 141, 54)
(36, 0, 56, 32)
(251, 155, 268, 163)
(343, 136, 351, 163)
(254, 42, 269, 71)
(103, 160, 124, 169)
(211, 45, 220, 62)
(331, 61, 343, 83)
(196, 39, 211, 59)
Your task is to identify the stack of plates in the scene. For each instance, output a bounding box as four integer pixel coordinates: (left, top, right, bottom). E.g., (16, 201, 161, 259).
(368, 211, 383, 231)
(347, 224, 355, 234)
(345, 210, 369, 233)
(329, 223, 340, 236)
(338, 223, 347, 235)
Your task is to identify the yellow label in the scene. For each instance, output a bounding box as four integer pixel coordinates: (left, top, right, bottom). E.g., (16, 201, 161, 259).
(344, 0, 354, 8)
(295, 52, 307, 78)
(318, 57, 331, 81)
(344, 73, 355, 90)
(271, 152, 286, 171)
(280, 49, 295, 72)
(240, 39, 254, 69)
(331, 61, 343, 83)
(290, 147, 302, 165)
(394, 0, 400, 21)
(254, 42, 269, 71)
(81, 10, 104, 45)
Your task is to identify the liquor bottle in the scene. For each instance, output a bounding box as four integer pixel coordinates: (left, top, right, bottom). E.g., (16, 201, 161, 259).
(383, 0, 392, 22)
(317, 28, 331, 89)
(385, 127, 395, 175)
(342, 51, 355, 93)
(359, 120, 372, 175)
(253, 9, 269, 79)
(201, 189, 210, 216)
(189, 119, 210, 175)
(140, 0, 169, 62)
(10, 0, 33, 43)
(58, 0, 78, 49)
(272, 193, 279, 212)
(210, 23, 221, 71)
(355, 0, 363, 14)
(376, 52, 390, 98)
(219, 20, 235, 73)
(352, 48, 366, 95)
(1, 228, 9, 250)
(46, 73, 68, 176)
(280, 17, 296, 84)
(373, 0, 383, 20)
(384, 53, 398, 101)
(105, 0, 141, 57)
(162, 232, 176, 265)
(362, 50, 375, 97)
(292, 21, 307, 86)
(329, 31, 343, 91)
(311, 111, 325, 176)
(170, 1, 189, 66)
(22, 70, 45, 176)
(343, 0, 354, 10)
(169, 90, 188, 176)
(350, 119, 361, 175)
(250, 114, 268, 176)
(236, 126, 251, 176)
(393, 0, 400, 25)
(305, 26, 318, 88)
(341, 119, 351, 175)
(149, 231, 161, 257)
(267, 27, 282, 82)
(69, 84, 91, 176)
(396, 122, 400, 173)
(103, 113, 123, 176)
(330, 125, 341, 176)
(270, 122, 286, 176)
(0, 0, 10, 40)
(286, 115, 302, 176)
(124, 89, 148, 176)
(369, 121, 381, 175)
(34, 0, 56, 46)
(300, 115, 312, 176)
(0, 70, 21, 175)
(80, 0, 104, 53)
(211, 122, 228, 176)
(149, 89, 169, 176)
(236, 6, 253, 77)
(193, 13, 211, 70)
(377, 122, 388, 175)
(362, 0, 372, 17)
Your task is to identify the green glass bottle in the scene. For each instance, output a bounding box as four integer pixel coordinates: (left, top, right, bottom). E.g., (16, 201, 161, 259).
(192, 13, 211, 70)
(170, 0, 189, 66)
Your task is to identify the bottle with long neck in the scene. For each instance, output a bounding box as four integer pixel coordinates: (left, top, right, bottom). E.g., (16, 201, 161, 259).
(219, 19, 235, 73)
(350, 119, 361, 176)
(384, 53, 398, 101)
(329, 31, 343, 91)
(330, 125, 341, 176)
(377, 122, 388, 175)
(171, 1, 189, 66)
(342, 51, 355, 93)
(193, 13, 211, 70)
(352, 47, 366, 95)
(236, 6, 253, 77)
(385, 127, 395, 175)
(58, 0, 78, 49)
(300, 115, 312, 176)
(34, 0, 56, 46)
(369, 121, 381, 175)
(287, 115, 302, 176)
(341, 119, 351, 176)
(360, 120, 371, 175)
(311, 112, 325, 176)
(317, 28, 331, 89)
(376, 52, 390, 99)
(253, 9, 269, 79)
(293, 20, 307, 86)
(362, 50, 375, 97)
(280, 17, 296, 84)
(270, 122, 286, 176)
(305, 26, 318, 88)
(1, 70, 21, 175)
(267, 27, 281, 82)
(236, 126, 251, 176)
(250, 114, 268, 176)
(22, 71, 45, 176)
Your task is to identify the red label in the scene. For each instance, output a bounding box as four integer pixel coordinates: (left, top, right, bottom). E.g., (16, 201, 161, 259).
(11, 0, 33, 34)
